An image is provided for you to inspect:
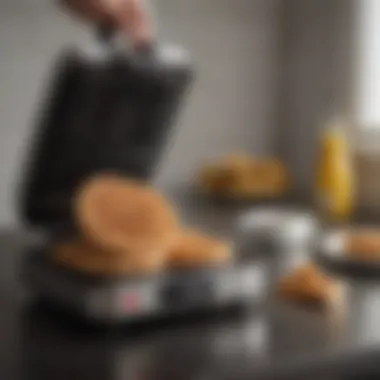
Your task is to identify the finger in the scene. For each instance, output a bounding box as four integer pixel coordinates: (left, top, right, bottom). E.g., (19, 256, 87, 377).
(131, 0, 153, 44)
(117, 0, 153, 46)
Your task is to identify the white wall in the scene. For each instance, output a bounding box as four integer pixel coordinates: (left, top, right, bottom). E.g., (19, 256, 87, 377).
(356, 0, 380, 127)
(277, 0, 354, 198)
(352, 0, 380, 211)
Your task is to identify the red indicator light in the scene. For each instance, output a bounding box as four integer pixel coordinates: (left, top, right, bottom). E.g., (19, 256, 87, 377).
(123, 293, 140, 312)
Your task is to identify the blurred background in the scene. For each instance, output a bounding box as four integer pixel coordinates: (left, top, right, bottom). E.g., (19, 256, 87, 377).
(0, 0, 360, 227)
(0, 0, 380, 219)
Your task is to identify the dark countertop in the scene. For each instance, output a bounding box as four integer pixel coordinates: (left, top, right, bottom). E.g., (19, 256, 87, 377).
(2, 194, 380, 380)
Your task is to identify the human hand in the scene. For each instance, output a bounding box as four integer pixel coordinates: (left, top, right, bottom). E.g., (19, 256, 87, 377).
(61, 0, 153, 46)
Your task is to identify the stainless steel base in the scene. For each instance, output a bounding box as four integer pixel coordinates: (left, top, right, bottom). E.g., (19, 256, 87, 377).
(23, 249, 267, 324)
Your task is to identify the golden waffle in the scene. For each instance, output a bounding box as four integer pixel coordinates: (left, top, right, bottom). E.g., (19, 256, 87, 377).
(75, 174, 179, 254)
(52, 241, 166, 277)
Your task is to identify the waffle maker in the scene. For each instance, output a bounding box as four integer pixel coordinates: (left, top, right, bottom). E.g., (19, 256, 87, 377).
(20, 24, 265, 324)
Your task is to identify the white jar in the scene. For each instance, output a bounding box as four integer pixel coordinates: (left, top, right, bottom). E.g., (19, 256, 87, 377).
(237, 208, 319, 273)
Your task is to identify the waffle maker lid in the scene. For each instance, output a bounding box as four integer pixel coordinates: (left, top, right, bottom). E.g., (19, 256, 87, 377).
(19, 28, 194, 232)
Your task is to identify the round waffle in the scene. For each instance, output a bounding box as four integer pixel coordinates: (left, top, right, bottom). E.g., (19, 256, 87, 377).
(52, 241, 166, 277)
(168, 229, 233, 269)
(75, 174, 179, 254)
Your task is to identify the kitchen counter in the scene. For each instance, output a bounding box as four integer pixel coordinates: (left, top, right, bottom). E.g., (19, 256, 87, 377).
(3, 193, 380, 380)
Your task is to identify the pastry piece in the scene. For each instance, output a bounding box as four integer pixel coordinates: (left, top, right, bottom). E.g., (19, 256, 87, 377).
(197, 154, 290, 199)
(198, 160, 257, 199)
(198, 164, 234, 196)
(252, 159, 289, 194)
(223, 154, 254, 197)
(198, 154, 251, 197)
(168, 229, 233, 269)
(224, 155, 289, 196)
(278, 264, 337, 307)
(52, 241, 166, 277)
(346, 230, 380, 261)
(75, 174, 179, 254)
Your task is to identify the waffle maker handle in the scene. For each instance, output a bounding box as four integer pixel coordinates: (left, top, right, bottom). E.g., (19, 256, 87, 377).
(95, 0, 156, 55)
